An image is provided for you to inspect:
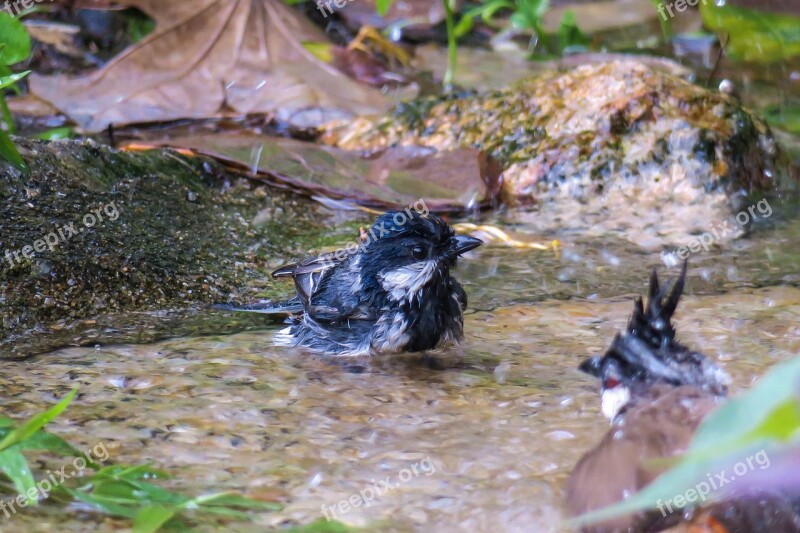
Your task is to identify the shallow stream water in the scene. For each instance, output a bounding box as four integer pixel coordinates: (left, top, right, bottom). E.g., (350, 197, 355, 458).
(3, 201, 800, 532)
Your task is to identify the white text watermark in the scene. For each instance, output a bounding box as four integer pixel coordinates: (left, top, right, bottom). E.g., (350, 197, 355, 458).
(654, 0, 708, 21)
(321, 456, 437, 521)
(3, 201, 120, 269)
(315, 0, 357, 18)
(656, 449, 770, 517)
(663, 198, 772, 263)
(0, 441, 110, 519)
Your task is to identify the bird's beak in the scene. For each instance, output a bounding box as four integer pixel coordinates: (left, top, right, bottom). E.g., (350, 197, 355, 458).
(446, 234, 483, 258)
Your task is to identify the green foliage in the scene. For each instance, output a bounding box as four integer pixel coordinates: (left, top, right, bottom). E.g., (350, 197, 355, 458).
(0, 389, 79, 500)
(61, 465, 283, 533)
(34, 126, 76, 140)
(0, 11, 31, 170)
(764, 105, 800, 135)
(0, 13, 30, 65)
(571, 356, 800, 527)
(0, 391, 284, 532)
(508, 0, 549, 36)
(285, 518, 356, 532)
(376, 0, 394, 17)
(555, 10, 589, 53)
(650, 1, 673, 41)
(455, 0, 588, 56)
(454, 0, 513, 37)
(700, 2, 800, 62)
(126, 9, 156, 44)
(380, 0, 586, 87)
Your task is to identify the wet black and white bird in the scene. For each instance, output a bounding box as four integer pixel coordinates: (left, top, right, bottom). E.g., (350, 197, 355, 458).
(216, 210, 482, 356)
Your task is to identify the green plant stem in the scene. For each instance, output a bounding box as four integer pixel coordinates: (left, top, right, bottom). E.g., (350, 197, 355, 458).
(0, 94, 15, 134)
(443, 0, 457, 90)
(651, 1, 673, 40)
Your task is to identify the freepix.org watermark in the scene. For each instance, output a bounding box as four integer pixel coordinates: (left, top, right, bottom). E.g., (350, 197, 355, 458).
(656, 449, 771, 517)
(315, 0, 357, 18)
(318, 198, 430, 269)
(0, 441, 110, 519)
(3, 201, 120, 269)
(3, 0, 53, 17)
(321, 456, 437, 521)
(654, 0, 708, 21)
(663, 198, 772, 262)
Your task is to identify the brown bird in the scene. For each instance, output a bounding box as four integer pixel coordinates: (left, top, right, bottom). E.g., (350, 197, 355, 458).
(566, 264, 800, 533)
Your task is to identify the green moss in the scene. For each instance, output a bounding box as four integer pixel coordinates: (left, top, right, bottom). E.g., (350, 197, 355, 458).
(0, 139, 341, 358)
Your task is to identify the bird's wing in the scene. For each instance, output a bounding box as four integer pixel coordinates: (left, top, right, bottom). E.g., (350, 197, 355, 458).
(272, 249, 349, 278)
(272, 249, 352, 312)
(216, 249, 354, 317)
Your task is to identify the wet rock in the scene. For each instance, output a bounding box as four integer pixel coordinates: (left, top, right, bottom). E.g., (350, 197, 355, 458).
(0, 138, 334, 359)
(324, 59, 790, 246)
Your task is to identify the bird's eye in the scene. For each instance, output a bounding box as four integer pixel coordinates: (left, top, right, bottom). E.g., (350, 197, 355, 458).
(411, 245, 426, 260)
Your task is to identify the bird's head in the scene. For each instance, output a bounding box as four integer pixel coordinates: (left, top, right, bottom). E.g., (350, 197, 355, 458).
(579, 262, 729, 420)
(358, 210, 482, 302)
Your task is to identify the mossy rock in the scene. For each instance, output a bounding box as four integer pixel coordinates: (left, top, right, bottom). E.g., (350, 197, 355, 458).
(0, 138, 338, 359)
(324, 59, 791, 247)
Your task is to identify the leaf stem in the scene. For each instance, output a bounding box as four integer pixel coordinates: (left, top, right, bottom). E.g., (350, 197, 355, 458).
(443, 0, 458, 90)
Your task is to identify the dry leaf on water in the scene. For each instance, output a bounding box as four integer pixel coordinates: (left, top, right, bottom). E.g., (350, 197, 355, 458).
(31, 0, 387, 131)
(124, 134, 502, 212)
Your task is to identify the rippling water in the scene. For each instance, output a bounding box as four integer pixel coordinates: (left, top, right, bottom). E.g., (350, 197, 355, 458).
(3, 198, 800, 531)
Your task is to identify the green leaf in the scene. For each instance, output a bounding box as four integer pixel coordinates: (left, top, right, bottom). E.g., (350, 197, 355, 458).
(0, 70, 28, 90)
(453, 13, 476, 38)
(532, 0, 550, 19)
(61, 486, 140, 518)
(284, 519, 354, 533)
(0, 128, 26, 170)
(0, 12, 31, 65)
(0, 428, 84, 458)
(700, 2, 800, 62)
(375, 0, 393, 16)
(689, 357, 800, 452)
(509, 11, 531, 31)
(0, 389, 77, 451)
(0, 448, 36, 499)
(191, 492, 283, 511)
(92, 464, 171, 482)
(764, 105, 800, 134)
(556, 10, 589, 51)
(35, 126, 75, 140)
(302, 41, 333, 63)
(133, 506, 176, 533)
(481, 0, 515, 22)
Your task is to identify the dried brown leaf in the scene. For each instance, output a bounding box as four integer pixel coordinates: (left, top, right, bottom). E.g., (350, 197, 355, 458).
(31, 0, 387, 131)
